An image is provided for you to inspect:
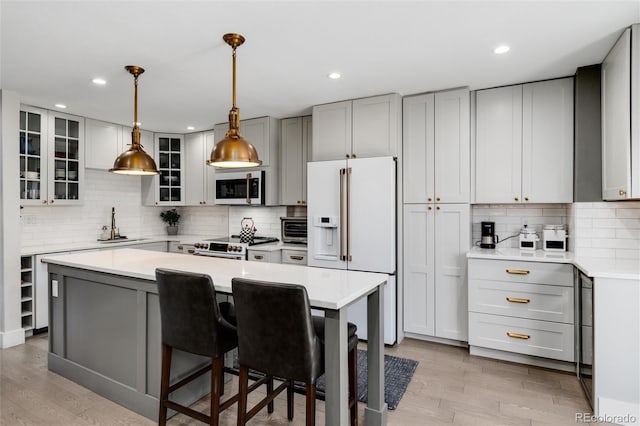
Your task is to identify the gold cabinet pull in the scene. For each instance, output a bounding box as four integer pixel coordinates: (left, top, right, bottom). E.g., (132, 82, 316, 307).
(290, 255, 304, 261)
(436, 197, 441, 201)
(506, 269, 530, 275)
(187, 249, 195, 254)
(254, 255, 264, 260)
(514, 197, 519, 202)
(507, 332, 530, 340)
(620, 189, 627, 196)
(524, 197, 529, 201)
(177, 245, 183, 250)
(436, 206, 441, 210)
(427, 197, 432, 202)
(427, 206, 432, 210)
(506, 297, 530, 304)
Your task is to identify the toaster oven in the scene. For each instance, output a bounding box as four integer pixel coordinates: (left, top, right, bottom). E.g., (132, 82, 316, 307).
(280, 217, 307, 244)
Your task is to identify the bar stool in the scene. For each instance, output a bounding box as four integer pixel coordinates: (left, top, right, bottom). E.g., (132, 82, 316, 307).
(155, 268, 239, 426)
(232, 278, 359, 426)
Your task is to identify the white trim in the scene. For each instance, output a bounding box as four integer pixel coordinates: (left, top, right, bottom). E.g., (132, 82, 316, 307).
(0, 328, 26, 348)
(469, 345, 575, 373)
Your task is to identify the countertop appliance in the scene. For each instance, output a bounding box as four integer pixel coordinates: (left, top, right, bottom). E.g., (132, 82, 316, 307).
(194, 235, 279, 259)
(481, 221, 497, 249)
(307, 156, 397, 344)
(543, 224, 567, 251)
(214, 170, 265, 205)
(280, 217, 307, 244)
(519, 225, 539, 250)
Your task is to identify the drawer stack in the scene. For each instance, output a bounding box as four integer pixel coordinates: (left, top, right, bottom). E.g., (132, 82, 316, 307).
(468, 259, 575, 362)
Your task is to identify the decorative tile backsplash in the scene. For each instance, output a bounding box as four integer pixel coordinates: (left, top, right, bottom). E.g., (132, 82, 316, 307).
(19, 169, 290, 248)
(569, 202, 640, 259)
(472, 204, 569, 248)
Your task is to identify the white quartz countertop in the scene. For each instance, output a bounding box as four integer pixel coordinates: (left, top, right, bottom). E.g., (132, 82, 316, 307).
(41, 248, 388, 310)
(20, 234, 225, 256)
(468, 247, 640, 280)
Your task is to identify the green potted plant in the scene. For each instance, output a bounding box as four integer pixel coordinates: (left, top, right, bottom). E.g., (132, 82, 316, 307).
(160, 208, 181, 235)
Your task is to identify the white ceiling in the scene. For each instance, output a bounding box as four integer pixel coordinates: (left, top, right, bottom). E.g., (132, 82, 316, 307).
(1, 1, 639, 133)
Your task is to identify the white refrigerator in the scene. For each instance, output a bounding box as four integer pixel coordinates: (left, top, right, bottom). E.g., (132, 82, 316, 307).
(307, 156, 396, 344)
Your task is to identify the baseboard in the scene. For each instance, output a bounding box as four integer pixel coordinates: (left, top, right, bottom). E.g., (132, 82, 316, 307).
(596, 397, 640, 426)
(0, 328, 26, 348)
(469, 345, 576, 373)
(403, 332, 469, 348)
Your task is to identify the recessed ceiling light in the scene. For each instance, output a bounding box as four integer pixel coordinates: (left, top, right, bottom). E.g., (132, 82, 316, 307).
(493, 45, 510, 54)
(187, 126, 195, 130)
(54, 104, 67, 109)
(328, 72, 341, 79)
(92, 78, 107, 85)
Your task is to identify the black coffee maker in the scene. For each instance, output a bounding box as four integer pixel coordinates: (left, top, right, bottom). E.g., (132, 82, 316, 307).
(480, 221, 498, 249)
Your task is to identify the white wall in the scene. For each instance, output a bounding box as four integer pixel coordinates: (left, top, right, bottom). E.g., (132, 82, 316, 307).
(570, 201, 640, 259)
(472, 204, 569, 248)
(228, 206, 287, 238)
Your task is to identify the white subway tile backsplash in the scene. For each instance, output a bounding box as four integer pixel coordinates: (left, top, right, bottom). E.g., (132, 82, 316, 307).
(228, 206, 286, 239)
(571, 202, 640, 259)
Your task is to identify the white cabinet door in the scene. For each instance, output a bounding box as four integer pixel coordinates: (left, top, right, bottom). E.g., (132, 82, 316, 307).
(475, 85, 523, 203)
(19, 105, 48, 205)
(602, 28, 632, 200)
(302, 116, 311, 203)
(85, 119, 122, 170)
(185, 132, 206, 206)
(352, 94, 400, 158)
(280, 117, 305, 205)
(435, 89, 470, 203)
(47, 112, 84, 205)
(34, 254, 48, 329)
(204, 131, 216, 204)
(434, 204, 470, 341)
(403, 93, 435, 204)
(241, 117, 270, 166)
(311, 101, 352, 161)
(403, 204, 435, 336)
(522, 78, 574, 203)
(155, 134, 185, 206)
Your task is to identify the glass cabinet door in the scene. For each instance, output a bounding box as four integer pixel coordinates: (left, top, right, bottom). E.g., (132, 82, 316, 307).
(48, 112, 84, 205)
(19, 107, 47, 204)
(157, 135, 184, 205)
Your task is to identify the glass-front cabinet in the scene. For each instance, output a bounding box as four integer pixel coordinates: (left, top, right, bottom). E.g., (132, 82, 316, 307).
(19, 106, 84, 206)
(142, 134, 185, 206)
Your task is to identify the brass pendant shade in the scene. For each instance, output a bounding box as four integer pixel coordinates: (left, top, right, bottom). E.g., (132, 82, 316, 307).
(109, 66, 159, 175)
(208, 33, 262, 168)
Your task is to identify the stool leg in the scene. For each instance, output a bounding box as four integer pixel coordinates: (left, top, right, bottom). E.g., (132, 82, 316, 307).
(237, 366, 249, 426)
(267, 376, 274, 414)
(210, 357, 223, 426)
(158, 344, 172, 426)
(287, 380, 294, 420)
(349, 345, 358, 426)
(305, 383, 316, 426)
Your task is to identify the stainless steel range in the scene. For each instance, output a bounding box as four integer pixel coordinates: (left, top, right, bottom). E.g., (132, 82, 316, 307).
(194, 235, 279, 259)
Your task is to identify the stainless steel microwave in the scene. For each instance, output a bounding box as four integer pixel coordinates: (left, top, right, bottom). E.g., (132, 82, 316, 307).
(214, 170, 265, 205)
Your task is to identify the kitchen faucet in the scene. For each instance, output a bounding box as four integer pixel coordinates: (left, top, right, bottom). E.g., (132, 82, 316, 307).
(110, 207, 117, 239)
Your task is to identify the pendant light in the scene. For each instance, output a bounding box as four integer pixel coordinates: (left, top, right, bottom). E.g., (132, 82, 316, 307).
(208, 33, 261, 168)
(109, 66, 159, 175)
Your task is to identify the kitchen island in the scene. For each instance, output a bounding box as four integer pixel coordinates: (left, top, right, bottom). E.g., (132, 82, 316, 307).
(42, 248, 389, 426)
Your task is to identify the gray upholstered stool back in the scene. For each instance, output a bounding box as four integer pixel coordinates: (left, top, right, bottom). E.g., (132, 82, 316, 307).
(231, 278, 323, 384)
(156, 268, 236, 358)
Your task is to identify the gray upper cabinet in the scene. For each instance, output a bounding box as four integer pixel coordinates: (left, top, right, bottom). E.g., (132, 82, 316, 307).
(280, 116, 311, 206)
(602, 26, 639, 200)
(184, 131, 216, 206)
(85, 119, 122, 170)
(473, 78, 573, 204)
(311, 94, 400, 161)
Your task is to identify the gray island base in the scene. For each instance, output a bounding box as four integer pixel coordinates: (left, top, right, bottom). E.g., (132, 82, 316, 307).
(43, 249, 389, 425)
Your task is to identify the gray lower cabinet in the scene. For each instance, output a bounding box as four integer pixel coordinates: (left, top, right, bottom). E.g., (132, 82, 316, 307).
(468, 258, 575, 364)
(48, 264, 209, 420)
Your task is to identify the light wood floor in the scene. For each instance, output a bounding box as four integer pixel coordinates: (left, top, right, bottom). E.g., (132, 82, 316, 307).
(1, 333, 594, 425)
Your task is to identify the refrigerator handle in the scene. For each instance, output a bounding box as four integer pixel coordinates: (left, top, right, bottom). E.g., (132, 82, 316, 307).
(339, 168, 345, 261)
(346, 167, 352, 261)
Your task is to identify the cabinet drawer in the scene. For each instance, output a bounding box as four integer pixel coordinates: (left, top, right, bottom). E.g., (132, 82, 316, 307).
(469, 312, 575, 362)
(281, 250, 307, 265)
(248, 250, 270, 263)
(469, 279, 574, 323)
(469, 259, 573, 287)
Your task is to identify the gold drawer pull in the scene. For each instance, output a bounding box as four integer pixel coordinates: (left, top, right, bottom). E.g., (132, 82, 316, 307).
(506, 297, 530, 304)
(507, 332, 530, 340)
(290, 255, 304, 261)
(254, 255, 264, 260)
(187, 249, 195, 254)
(177, 245, 183, 250)
(506, 269, 530, 275)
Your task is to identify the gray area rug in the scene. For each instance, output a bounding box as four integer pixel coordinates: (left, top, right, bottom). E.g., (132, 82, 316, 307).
(232, 349, 418, 410)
